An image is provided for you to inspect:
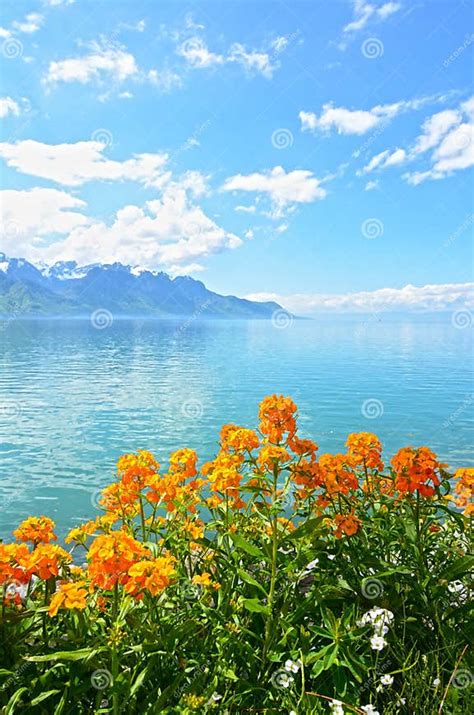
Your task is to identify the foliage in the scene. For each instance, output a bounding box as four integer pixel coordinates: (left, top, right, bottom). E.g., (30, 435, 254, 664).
(0, 395, 473, 714)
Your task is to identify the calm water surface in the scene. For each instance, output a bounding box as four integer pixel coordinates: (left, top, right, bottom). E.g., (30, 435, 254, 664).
(0, 317, 473, 540)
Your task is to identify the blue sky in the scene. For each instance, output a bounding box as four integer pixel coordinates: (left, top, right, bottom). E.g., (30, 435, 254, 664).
(0, 0, 473, 313)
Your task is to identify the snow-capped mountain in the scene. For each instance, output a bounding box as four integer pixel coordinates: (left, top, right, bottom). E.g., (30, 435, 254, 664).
(0, 254, 284, 319)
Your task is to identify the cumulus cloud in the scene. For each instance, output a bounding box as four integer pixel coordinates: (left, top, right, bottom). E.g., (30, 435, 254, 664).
(403, 97, 474, 184)
(1, 179, 241, 272)
(12, 12, 43, 34)
(343, 1, 401, 34)
(0, 139, 169, 188)
(359, 147, 406, 173)
(38, 183, 242, 269)
(43, 43, 139, 86)
(299, 97, 431, 136)
(177, 35, 283, 78)
(0, 187, 90, 256)
(0, 97, 20, 118)
(222, 166, 326, 216)
(246, 283, 474, 315)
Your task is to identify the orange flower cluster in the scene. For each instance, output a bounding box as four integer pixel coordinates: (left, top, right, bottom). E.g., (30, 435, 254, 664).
(453, 468, 474, 516)
(48, 580, 88, 617)
(202, 451, 244, 508)
(13, 516, 57, 544)
(221, 424, 260, 453)
(192, 572, 220, 590)
(259, 394, 297, 444)
(88, 531, 149, 590)
(318, 454, 359, 496)
(0, 543, 30, 586)
(22, 544, 72, 580)
(346, 433, 384, 473)
(333, 512, 361, 538)
(257, 444, 291, 472)
(147, 448, 202, 513)
(125, 555, 176, 598)
(391, 446, 445, 497)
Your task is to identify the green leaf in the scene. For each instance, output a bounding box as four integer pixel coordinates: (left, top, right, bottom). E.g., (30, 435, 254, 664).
(439, 555, 474, 582)
(27, 647, 105, 663)
(5, 687, 28, 714)
(237, 568, 268, 597)
(30, 690, 61, 706)
(230, 533, 266, 559)
(130, 666, 150, 697)
(242, 597, 270, 615)
(282, 517, 323, 542)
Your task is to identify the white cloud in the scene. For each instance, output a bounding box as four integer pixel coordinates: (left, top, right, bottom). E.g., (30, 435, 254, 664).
(360, 147, 406, 173)
(43, 1, 75, 6)
(403, 97, 474, 184)
(222, 166, 326, 216)
(147, 68, 182, 92)
(0, 27, 11, 39)
(246, 283, 474, 315)
(38, 183, 242, 270)
(0, 139, 169, 188)
(177, 37, 225, 68)
(365, 179, 379, 191)
(44, 43, 138, 86)
(235, 204, 257, 214)
(412, 109, 461, 155)
(0, 97, 20, 118)
(228, 43, 276, 78)
(343, 1, 401, 33)
(177, 36, 280, 78)
(0, 188, 90, 256)
(12, 13, 43, 34)
(300, 99, 421, 136)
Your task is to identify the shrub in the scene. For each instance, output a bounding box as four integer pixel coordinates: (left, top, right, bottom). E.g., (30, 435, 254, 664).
(0, 395, 473, 714)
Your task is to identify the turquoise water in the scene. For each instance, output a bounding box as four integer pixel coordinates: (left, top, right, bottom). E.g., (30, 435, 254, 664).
(0, 317, 472, 541)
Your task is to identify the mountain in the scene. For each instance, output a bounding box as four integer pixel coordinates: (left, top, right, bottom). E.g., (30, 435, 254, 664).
(0, 254, 284, 319)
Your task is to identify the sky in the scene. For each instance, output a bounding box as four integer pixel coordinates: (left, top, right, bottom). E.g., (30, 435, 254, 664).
(0, 0, 473, 314)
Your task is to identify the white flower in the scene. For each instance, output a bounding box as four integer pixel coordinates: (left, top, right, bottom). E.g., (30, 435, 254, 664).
(370, 634, 387, 651)
(433, 677, 441, 687)
(330, 699, 344, 715)
(284, 659, 301, 673)
(361, 706, 380, 715)
(380, 674, 393, 686)
(210, 692, 222, 701)
(328, 554, 336, 560)
(279, 673, 294, 688)
(305, 558, 319, 571)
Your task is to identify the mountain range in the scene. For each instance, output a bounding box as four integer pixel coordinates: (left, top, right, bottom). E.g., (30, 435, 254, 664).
(0, 254, 283, 319)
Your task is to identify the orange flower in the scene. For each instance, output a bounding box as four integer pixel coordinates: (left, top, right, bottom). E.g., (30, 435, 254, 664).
(318, 454, 358, 496)
(453, 468, 474, 516)
(391, 446, 445, 496)
(65, 520, 97, 544)
(257, 444, 291, 471)
(0, 543, 30, 586)
(192, 572, 220, 590)
(333, 512, 361, 538)
(13, 516, 57, 545)
(346, 433, 384, 472)
(147, 449, 202, 513)
(22, 544, 72, 580)
(88, 531, 149, 590)
(48, 580, 88, 617)
(258, 395, 297, 444)
(288, 436, 319, 458)
(202, 452, 242, 501)
(221, 425, 260, 453)
(125, 556, 176, 598)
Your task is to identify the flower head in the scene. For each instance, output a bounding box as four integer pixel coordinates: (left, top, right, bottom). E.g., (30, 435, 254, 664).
(88, 531, 149, 590)
(14, 516, 57, 545)
(48, 580, 88, 617)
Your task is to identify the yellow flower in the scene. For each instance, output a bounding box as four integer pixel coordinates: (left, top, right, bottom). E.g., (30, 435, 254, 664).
(48, 580, 88, 617)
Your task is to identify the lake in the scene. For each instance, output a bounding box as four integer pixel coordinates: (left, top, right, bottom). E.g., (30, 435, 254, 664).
(0, 316, 472, 541)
